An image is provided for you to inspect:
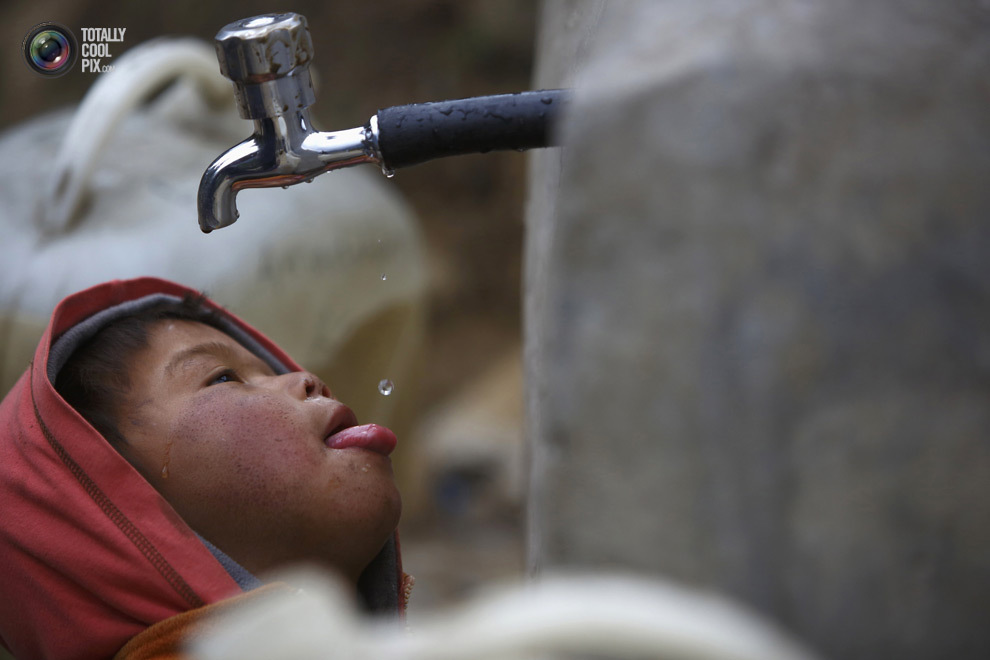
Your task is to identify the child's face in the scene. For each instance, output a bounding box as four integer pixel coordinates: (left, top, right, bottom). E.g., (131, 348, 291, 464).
(115, 319, 401, 583)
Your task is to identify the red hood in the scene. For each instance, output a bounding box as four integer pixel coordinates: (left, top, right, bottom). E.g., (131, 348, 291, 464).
(0, 278, 404, 660)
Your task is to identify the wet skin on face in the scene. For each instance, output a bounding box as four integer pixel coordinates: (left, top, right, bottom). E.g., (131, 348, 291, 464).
(115, 320, 401, 585)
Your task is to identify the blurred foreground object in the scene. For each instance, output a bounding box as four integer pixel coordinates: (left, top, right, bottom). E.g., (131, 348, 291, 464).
(192, 568, 820, 660)
(0, 38, 426, 429)
(526, 1, 990, 658)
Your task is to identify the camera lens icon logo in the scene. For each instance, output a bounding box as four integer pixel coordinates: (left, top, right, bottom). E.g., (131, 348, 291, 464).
(22, 23, 78, 77)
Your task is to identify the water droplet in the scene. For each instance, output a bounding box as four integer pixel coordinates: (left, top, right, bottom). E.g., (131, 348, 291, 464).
(378, 379, 394, 396)
(380, 164, 395, 179)
(281, 185, 289, 190)
(541, 97, 553, 105)
(361, 465, 370, 473)
(381, 273, 387, 281)
(161, 465, 169, 479)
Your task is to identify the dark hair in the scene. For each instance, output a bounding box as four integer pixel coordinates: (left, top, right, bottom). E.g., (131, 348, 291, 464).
(54, 294, 223, 446)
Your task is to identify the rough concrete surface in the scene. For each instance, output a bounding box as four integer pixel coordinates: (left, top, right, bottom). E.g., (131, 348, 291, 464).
(526, 1, 990, 658)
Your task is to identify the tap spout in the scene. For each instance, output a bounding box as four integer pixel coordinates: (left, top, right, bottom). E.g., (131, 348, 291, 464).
(197, 110, 382, 233)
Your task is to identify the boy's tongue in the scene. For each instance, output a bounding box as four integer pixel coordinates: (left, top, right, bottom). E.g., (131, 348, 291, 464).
(325, 424, 397, 456)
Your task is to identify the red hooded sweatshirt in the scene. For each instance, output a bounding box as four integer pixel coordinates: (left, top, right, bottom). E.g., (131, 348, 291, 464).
(0, 278, 407, 660)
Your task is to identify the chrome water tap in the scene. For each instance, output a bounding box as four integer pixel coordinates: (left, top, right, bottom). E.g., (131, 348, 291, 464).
(198, 12, 566, 234)
(197, 13, 383, 233)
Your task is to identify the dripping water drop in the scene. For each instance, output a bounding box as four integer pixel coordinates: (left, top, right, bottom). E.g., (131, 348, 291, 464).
(162, 440, 173, 480)
(378, 379, 394, 396)
(381, 273, 387, 281)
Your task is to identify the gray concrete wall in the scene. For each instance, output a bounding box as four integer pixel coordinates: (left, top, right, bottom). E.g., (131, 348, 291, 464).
(524, 2, 990, 658)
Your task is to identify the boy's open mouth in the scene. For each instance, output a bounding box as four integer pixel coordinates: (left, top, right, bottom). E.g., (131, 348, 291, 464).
(325, 419, 397, 456)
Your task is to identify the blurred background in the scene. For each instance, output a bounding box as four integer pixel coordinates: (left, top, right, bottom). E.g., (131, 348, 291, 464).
(0, 0, 535, 613)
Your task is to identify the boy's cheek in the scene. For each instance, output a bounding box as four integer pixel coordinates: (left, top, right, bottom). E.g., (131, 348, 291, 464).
(122, 396, 155, 430)
(120, 394, 170, 442)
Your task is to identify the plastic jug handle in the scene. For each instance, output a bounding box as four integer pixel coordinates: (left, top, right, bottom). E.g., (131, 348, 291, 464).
(41, 38, 232, 234)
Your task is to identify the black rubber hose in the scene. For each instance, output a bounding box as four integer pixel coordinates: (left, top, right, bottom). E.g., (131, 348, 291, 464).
(376, 89, 568, 171)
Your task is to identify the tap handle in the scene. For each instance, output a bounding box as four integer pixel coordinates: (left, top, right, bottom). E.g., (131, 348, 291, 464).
(213, 12, 315, 119)
(375, 90, 569, 171)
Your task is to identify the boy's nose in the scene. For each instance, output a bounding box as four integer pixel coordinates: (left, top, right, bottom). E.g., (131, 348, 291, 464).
(283, 371, 332, 400)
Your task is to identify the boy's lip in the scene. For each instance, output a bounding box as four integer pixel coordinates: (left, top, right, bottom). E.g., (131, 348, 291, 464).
(324, 424, 397, 456)
(323, 405, 359, 439)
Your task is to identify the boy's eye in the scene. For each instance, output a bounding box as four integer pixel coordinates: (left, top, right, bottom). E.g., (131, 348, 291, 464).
(208, 369, 239, 386)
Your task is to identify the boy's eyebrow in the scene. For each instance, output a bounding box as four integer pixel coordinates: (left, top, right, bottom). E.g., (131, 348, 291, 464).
(163, 341, 243, 379)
